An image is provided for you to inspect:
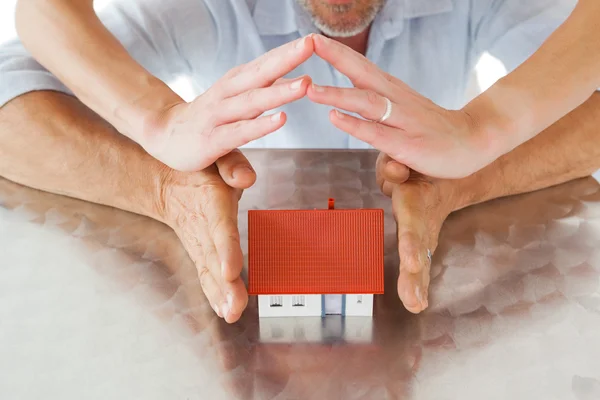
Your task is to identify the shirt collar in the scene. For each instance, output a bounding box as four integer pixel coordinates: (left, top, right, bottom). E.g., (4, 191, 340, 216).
(252, 0, 453, 39)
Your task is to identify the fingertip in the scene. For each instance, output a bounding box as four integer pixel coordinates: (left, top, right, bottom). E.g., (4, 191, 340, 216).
(382, 181, 394, 197)
(224, 303, 246, 324)
(378, 153, 393, 165)
(312, 33, 328, 48)
(398, 276, 421, 313)
(384, 161, 410, 184)
(270, 111, 287, 127)
(212, 302, 223, 318)
(224, 313, 239, 324)
(230, 165, 256, 189)
(312, 35, 327, 57)
(306, 33, 316, 51)
(329, 109, 347, 121)
(224, 300, 247, 324)
(329, 109, 364, 139)
(296, 35, 315, 60)
(303, 74, 314, 86)
(297, 77, 312, 96)
(306, 81, 327, 99)
(405, 304, 424, 315)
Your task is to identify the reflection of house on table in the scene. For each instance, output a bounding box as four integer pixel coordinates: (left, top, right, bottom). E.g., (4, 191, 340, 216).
(248, 199, 384, 322)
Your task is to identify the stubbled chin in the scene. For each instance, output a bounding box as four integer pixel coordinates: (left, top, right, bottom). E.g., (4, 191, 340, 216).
(312, 18, 369, 38)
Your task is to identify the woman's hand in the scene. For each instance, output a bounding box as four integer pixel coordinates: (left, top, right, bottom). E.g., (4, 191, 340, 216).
(142, 37, 315, 172)
(308, 34, 495, 179)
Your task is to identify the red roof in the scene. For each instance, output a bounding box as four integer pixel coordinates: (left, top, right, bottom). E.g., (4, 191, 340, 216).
(248, 208, 384, 295)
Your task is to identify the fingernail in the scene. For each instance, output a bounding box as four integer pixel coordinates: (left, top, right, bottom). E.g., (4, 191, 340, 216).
(312, 83, 325, 93)
(271, 112, 282, 122)
(221, 261, 227, 278)
(221, 302, 230, 321)
(295, 36, 307, 49)
(290, 78, 304, 90)
(232, 165, 254, 180)
(335, 110, 345, 119)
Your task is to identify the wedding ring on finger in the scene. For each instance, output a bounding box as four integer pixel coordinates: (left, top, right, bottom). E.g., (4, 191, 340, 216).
(378, 97, 393, 123)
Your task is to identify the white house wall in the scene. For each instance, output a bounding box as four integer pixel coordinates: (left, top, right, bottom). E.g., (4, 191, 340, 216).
(258, 294, 374, 318)
(344, 294, 374, 317)
(258, 294, 322, 317)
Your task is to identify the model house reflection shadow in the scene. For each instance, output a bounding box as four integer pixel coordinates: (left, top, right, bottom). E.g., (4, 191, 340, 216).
(258, 315, 373, 345)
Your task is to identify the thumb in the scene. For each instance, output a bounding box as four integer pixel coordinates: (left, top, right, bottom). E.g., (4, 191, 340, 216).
(215, 149, 257, 189)
(376, 153, 410, 188)
(392, 183, 436, 314)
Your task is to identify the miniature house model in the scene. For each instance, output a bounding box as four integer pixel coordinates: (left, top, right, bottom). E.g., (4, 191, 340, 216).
(248, 199, 384, 318)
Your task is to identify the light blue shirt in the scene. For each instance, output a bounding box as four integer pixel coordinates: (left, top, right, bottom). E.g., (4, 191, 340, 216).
(0, 0, 576, 149)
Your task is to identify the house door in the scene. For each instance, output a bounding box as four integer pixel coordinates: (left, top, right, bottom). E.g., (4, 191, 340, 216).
(323, 294, 344, 315)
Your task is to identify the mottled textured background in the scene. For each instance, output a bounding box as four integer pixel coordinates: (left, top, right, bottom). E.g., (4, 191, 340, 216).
(0, 150, 598, 399)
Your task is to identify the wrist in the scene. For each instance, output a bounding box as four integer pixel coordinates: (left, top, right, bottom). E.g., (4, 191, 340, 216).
(152, 161, 179, 226)
(447, 155, 505, 212)
(113, 76, 184, 145)
(462, 82, 524, 164)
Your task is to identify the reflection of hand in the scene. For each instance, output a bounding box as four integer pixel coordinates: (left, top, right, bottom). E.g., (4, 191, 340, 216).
(142, 36, 314, 172)
(377, 153, 458, 314)
(157, 150, 256, 323)
(308, 34, 492, 179)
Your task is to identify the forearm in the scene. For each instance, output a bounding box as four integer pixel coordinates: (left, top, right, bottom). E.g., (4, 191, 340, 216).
(456, 92, 600, 210)
(15, 0, 181, 142)
(465, 0, 600, 158)
(0, 91, 167, 222)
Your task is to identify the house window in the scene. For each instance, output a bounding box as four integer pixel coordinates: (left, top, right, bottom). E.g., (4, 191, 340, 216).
(357, 295, 363, 304)
(292, 295, 306, 307)
(270, 296, 283, 307)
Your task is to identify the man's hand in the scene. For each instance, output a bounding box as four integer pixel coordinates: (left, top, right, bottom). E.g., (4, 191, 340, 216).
(377, 153, 459, 314)
(158, 151, 255, 323)
(16, 0, 316, 174)
(141, 36, 315, 172)
(308, 34, 494, 179)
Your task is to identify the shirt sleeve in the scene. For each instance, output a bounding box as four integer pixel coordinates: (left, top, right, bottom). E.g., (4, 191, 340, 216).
(0, 0, 219, 108)
(471, 0, 577, 73)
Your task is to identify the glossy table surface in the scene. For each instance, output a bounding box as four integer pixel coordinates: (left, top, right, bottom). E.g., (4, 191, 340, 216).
(1, 150, 599, 400)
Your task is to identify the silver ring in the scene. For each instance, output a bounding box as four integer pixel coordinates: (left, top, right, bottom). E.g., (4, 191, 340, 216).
(427, 249, 432, 263)
(378, 97, 393, 123)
